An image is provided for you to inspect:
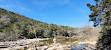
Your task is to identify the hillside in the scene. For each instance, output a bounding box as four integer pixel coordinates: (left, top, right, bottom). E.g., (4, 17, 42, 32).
(0, 8, 101, 50)
(0, 8, 75, 41)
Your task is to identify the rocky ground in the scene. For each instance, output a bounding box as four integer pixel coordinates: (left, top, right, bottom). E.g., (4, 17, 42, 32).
(0, 38, 47, 50)
(0, 38, 97, 50)
(0, 38, 71, 50)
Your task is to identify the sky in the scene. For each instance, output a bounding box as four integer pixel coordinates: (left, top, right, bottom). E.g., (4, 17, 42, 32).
(0, 0, 95, 28)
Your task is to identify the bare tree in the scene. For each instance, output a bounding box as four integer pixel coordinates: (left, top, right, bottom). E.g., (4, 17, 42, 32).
(74, 24, 101, 41)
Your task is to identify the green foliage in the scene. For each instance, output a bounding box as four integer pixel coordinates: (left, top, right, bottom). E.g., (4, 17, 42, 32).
(87, 0, 111, 49)
(0, 8, 76, 39)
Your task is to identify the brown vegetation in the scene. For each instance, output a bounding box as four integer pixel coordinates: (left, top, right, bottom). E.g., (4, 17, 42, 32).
(74, 24, 101, 41)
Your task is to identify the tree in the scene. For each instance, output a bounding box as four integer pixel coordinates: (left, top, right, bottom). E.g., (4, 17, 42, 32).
(0, 8, 77, 42)
(13, 24, 20, 40)
(87, 0, 111, 49)
(43, 28, 52, 38)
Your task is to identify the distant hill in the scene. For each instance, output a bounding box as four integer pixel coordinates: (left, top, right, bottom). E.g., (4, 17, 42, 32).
(0, 8, 75, 40)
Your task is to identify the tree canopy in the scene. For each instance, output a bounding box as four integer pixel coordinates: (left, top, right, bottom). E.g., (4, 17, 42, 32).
(87, 0, 111, 49)
(0, 8, 75, 39)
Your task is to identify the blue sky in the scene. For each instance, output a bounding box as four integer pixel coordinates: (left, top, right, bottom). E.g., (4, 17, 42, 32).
(0, 0, 95, 27)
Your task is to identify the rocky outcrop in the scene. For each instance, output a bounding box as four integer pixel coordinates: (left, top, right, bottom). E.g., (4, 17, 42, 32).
(0, 38, 48, 50)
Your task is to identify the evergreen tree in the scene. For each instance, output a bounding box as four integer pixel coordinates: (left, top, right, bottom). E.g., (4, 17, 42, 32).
(87, 0, 111, 49)
(0, 8, 76, 41)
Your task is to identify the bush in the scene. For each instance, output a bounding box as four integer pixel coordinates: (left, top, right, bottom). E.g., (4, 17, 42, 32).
(0, 33, 20, 41)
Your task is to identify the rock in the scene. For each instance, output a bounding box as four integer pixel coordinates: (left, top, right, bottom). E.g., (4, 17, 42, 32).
(63, 48, 71, 50)
(37, 46, 48, 50)
(9, 46, 27, 50)
(47, 43, 70, 50)
(27, 48, 34, 50)
(0, 45, 9, 48)
(0, 38, 72, 50)
(0, 48, 10, 50)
